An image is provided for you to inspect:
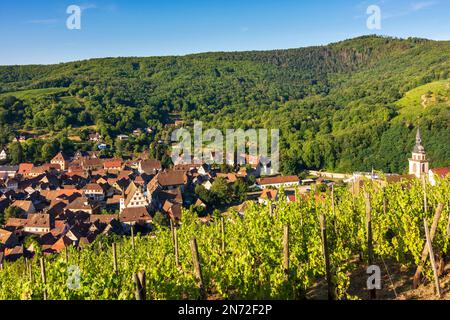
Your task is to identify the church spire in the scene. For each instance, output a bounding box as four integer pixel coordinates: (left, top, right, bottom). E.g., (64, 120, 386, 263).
(413, 128, 425, 154)
(416, 128, 422, 146)
(409, 127, 429, 178)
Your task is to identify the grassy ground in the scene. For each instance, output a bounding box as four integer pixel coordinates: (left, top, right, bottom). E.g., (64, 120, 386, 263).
(395, 79, 450, 120)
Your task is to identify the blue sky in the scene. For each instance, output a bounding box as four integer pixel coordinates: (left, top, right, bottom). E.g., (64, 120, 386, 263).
(1, 0, 449, 65)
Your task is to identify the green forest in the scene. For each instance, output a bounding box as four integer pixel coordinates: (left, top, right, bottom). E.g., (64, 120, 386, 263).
(0, 35, 449, 174)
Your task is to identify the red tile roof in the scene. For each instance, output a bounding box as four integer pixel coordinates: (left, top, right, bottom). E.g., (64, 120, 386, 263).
(83, 183, 104, 193)
(103, 159, 123, 169)
(18, 163, 34, 175)
(157, 170, 188, 187)
(120, 207, 152, 223)
(25, 214, 52, 229)
(431, 168, 450, 178)
(259, 189, 278, 201)
(51, 236, 72, 252)
(52, 152, 69, 162)
(257, 176, 299, 185)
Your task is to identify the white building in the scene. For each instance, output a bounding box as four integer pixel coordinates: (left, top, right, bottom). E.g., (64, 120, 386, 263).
(0, 150, 7, 161)
(408, 128, 429, 178)
(256, 176, 300, 190)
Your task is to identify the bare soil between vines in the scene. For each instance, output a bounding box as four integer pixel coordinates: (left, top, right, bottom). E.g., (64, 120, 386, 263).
(307, 258, 450, 300)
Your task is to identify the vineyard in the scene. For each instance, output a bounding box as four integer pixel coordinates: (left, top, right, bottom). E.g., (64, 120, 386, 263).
(0, 177, 449, 300)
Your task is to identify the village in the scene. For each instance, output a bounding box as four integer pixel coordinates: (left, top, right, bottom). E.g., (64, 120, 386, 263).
(0, 129, 448, 265)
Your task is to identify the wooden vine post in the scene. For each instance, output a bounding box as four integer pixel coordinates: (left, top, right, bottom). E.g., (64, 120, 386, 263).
(190, 237, 206, 299)
(283, 224, 289, 276)
(173, 224, 179, 268)
(422, 175, 428, 214)
(0, 252, 4, 271)
(364, 192, 376, 300)
(220, 217, 226, 253)
(24, 258, 29, 277)
(134, 270, 146, 300)
(170, 220, 175, 243)
(447, 203, 450, 239)
(320, 213, 335, 300)
(40, 257, 47, 300)
(331, 185, 336, 232)
(424, 219, 441, 298)
(131, 225, 135, 250)
(65, 247, 69, 264)
(29, 259, 34, 283)
(112, 243, 118, 272)
(413, 203, 444, 289)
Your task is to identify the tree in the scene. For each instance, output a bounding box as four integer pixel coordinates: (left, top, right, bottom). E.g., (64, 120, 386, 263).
(232, 178, 248, 203)
(153, 211, 169, 227)
(195, 185, 212, 204)
(8, 142, 23, 164)
(4, 206, 21, 221)
(210, 177, 231, 206)
(41, 141, 58, 162)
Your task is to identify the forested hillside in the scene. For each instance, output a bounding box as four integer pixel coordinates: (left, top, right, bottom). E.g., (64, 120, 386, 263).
(0, 35, 449, 173)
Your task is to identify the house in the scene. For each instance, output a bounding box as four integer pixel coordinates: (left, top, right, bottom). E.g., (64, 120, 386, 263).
(0, 150, 7, 161)
(216, 173, 238, 184)
(89, 214, 118, 225)
(82, 158, 103, 171)
(174, 120, 185, 127)
(65, 197, 95, 215)
(11, 200, 36, 215)
(256, 176, 300, 190)
(119, 207, 152, 229)
(112, 177, 131, 194)
(50, 220, 69, 238)
(24, 214, 54, 235)
(163, 201, 183, 222)
(119, 181, 148, 213)
(429, 168, 450, 186)
(202, 179, 213, 190)
(138, 159, 162, 175)
(146, 175, 161, 209)
(157, 188, 183, 208)
(0, 229, 19, 248)
(195, 198, 207, 208)
(51, 236, 73, 253)
(18, 163, 34, 176)
(258, 189, 279, 205)
(4, 245, 29, 262)
(0, 166, 18, 179)
(156, 170, 188, 191)
(27, 166, 47, 178)
(237, 167, 248, 179)
(117, 135, 129, 141)
(51, 152, 69, 171)
(5, 178, 19, 192)
(103, 159, 123, 172)
(65, 223, 93, 246)
(89, 133, 102, 142)
(83, 183, 105, 201)
(197, 164, 211, 176)
(133, 128, 143, 136)
(286, 190, 297, 203)
(4, 218, 27, 231)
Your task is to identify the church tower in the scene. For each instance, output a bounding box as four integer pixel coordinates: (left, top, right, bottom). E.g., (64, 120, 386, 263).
(408, 128, 429, 178)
